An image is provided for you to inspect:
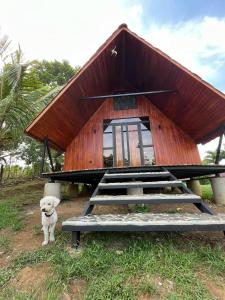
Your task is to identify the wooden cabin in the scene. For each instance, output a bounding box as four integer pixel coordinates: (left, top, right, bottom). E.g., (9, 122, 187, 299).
(26, 24, 225, 180)
(26, 24, 225, 246)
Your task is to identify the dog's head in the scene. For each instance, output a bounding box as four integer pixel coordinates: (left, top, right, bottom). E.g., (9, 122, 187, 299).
(40, 196, 60, 213)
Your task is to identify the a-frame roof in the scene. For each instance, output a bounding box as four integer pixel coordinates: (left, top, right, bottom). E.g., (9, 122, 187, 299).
(26, 24, 225, 151)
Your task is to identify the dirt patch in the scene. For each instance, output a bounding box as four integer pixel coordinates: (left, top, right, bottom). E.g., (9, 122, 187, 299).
(10, 263, 49, 292)
(206, 281, 225, 300)
(133, 274, 173, 300)
(200, 274, 225, 300)
(138, 295, 158, 300)
(0, 255, 10, 267)
(69, 278, 87, 299)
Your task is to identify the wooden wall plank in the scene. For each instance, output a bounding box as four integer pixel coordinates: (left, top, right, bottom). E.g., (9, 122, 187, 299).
(64, 96, 201, 170)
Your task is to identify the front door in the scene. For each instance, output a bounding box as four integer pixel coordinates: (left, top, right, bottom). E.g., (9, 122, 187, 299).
(103, 118, 155, 167)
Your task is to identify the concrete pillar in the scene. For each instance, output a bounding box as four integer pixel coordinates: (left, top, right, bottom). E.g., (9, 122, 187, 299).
(186, 180, 202, 197)
(127, 182, 143, 210)
(44, 182, 61, 199)
(210, 177, 225, 205)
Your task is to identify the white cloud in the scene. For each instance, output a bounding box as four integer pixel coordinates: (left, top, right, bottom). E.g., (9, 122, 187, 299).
(0, 0, 143, 66)
(144, 16, 225, 82)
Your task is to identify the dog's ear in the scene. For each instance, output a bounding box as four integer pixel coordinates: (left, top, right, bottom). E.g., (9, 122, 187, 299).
(53, 197, 60, 207)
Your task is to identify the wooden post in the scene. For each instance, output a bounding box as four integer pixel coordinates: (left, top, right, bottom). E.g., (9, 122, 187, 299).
(215, 133, 224, 164)
(40, 138, 47, 174)
(46, 139, 55, 172)
(0, 164, 3, 184)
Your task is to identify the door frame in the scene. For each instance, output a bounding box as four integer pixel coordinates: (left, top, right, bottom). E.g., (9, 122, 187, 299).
(103, 118, 154, 167)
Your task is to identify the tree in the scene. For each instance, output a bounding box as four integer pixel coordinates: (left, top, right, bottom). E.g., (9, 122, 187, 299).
(21, 137, 64, 173)
(203, 149, 225, 164)
(0, 36, 48, 154)
(19, 60, 79, 171)
(0, 32, 79, 174)
(30, 59, 80, 87)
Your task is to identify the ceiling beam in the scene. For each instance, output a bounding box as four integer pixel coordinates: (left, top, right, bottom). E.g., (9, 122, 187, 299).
(81, 89, 176, 100)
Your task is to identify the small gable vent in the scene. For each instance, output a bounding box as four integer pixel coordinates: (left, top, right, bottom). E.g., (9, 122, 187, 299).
(113, 96, 137, 110)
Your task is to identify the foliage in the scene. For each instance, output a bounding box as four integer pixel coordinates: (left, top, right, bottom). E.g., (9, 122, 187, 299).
(29, 59, 80, 87)
(20, 137, 64, 172)
(201, 184, 213, 202)
(0, 31, 79, 172)
(17, 59, 79, 170)
(203, 148, 225, 164)
(0, 35, 48, 153)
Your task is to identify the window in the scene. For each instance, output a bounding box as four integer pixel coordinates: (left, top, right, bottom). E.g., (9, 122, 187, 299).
(139, 117, 155, 165)
(103, 149, 114, 167)
(113, 96, 137, 110)
(103, 122, 114, 167)
(103, 117, 155, 167)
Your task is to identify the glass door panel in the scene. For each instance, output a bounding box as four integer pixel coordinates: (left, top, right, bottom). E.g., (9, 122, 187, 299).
(115, 125, 123, 167)
(127, 124, 141, 166)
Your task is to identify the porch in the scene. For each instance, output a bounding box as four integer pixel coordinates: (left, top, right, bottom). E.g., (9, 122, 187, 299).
(42, 164, 225, 184)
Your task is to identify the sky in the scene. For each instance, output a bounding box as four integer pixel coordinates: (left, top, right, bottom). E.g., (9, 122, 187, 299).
(0, 0, 225, 160)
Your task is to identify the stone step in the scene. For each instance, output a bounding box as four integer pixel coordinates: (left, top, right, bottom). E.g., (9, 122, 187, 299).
(105, 171, 170, 179)
(99, 180, 183, 189)
(90, 193, 201, 205)
(62, 213, 225, 232)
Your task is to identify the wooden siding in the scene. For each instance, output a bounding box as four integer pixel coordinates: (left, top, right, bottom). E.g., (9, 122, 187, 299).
(64, 96, 201, 170)
(124, 30, 225, 143)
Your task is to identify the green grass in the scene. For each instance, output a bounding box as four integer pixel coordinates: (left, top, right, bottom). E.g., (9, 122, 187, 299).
(1, 231, 225, 299)
(134, 204, 150, 213)
(0, 235, 12, 254)
(138, 280, 158, 296)
(0, 201, 23, 231)
(201, 184, 213, 202)
(0, 179, 44, 231)
(0, 179, 224, 299)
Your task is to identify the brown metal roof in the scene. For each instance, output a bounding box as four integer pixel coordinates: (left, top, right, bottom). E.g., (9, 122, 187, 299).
(26, 24, 225, 150)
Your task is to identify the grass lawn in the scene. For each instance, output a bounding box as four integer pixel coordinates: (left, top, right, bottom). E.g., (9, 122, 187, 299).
(201, 184, 214, 202)
(0, 180, 225, 299)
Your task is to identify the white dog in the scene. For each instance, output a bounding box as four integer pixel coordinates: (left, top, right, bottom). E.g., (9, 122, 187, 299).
(40, 196, 60, 246)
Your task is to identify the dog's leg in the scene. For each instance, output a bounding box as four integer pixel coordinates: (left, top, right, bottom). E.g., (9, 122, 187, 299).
(49, 223, 56, 242)
(42, 225, 49, 246)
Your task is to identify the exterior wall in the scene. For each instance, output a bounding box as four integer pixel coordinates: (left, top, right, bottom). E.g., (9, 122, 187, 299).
(64, 96, 201, 171)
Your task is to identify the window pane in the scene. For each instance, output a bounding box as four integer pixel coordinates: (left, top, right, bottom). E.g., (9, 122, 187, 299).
(110, 118, 141, 124)
(141, 123, 149, 130)
(143, 147, 155, 165)
(142, 130, 152, 145)
(103, 149, 113, 167)
(103, 133, 113, 148)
